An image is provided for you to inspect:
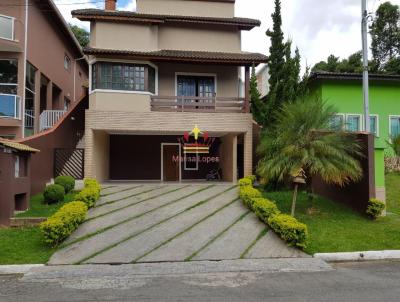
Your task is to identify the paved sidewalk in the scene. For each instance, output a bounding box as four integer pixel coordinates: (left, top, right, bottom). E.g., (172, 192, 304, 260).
(49, 184, 307, 265)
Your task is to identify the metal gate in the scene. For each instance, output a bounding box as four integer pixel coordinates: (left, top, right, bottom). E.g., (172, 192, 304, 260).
(54, 148, 84, 180)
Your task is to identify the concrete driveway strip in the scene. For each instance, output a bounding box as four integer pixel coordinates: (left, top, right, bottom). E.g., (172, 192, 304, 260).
(85, 187, 239, 264)
(100, 185, 142, 197)
(49, 185, 233, 265)
(87, 184, 199, 220)
(244, 230, 309, 259)
(95, 185, 166, 206)
(65, 185, 189, 242)
(138, 200, 246, 263)
(192, 212, 266, 261)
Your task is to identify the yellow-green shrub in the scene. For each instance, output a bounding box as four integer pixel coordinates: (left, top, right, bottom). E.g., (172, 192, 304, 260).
(239, 186, 262, 209)
(366, 198, 386, 219)
(268, 214, 308, 249)
(252, 198, 280, 223)
(75, 187, 100, 208)
(84, 178, 101, 192)
(239, 178, 252, 187)
(40, 201, 87, 246)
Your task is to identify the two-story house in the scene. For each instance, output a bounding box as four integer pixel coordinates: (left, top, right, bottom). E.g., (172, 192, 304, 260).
(73, 0, 267, 182)
(0, 0, 88, 139)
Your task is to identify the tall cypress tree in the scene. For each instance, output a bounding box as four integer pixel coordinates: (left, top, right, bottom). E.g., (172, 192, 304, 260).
(264, 0, 290, 127)
(250, 66, 266, 124)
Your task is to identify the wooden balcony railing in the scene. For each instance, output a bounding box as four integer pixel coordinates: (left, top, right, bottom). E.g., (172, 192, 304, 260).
(150, 96, 248, 113)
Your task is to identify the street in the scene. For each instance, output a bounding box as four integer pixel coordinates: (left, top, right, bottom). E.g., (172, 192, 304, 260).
(0, 260, 399, 301)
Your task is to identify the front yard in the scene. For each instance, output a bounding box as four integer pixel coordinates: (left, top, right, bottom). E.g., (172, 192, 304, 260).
(0, 191, 78, 265)
(263, 172, 400, 254)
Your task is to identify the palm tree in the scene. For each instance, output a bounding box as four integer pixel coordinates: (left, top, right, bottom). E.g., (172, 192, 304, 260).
(257, 97, 363, 216)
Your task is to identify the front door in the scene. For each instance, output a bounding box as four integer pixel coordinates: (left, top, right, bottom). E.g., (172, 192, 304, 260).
(162, 144, 180, 181)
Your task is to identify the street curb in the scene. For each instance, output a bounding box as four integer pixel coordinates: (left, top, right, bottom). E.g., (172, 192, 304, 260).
(314, 250, 400, 262)
(0, 264, 45, 275)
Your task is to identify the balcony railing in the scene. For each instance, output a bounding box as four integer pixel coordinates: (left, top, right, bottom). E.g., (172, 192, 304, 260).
(0, 94, 21, 119)
(39, 110, 66, 132)
(25, 109, 35, 128)
(151, 96, 247, 113)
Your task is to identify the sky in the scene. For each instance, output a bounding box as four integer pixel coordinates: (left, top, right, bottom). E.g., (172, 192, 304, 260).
(55, 0, 400, 70)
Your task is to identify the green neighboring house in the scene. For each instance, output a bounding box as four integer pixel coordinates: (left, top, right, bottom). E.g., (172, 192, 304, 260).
(309, 72, 400, 202)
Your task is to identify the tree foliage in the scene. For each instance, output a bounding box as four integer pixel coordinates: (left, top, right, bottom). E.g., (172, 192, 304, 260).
(257, 97, 363, 187)
(69, 24, 90, 48)
(312, 2, 400, 75)
(251, 0, 305, 127)
(370, 1, 400, 71)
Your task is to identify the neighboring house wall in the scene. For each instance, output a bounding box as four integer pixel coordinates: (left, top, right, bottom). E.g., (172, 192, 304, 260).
(0, 149, 32, 226)
(136, 0, 235, 18)
(19, 95, 87, 194)
(0, 0, 88, 140)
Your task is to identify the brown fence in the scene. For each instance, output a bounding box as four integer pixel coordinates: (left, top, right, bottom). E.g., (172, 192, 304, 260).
(54, 148, 85, 180)
(18, 94, 88, 194)
(312, 133, 376, 213)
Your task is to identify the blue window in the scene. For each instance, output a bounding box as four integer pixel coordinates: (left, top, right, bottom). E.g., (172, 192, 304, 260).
(370, 115, 378, 136)
(346, 115, 361, 132)
(0, 94, 20, 118)
(390, 117, 400, 138)
(329, 114, 344, 130)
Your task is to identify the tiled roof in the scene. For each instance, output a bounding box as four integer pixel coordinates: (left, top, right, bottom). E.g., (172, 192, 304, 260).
(72, 9, 261, 30)
(0, 139, 39, 153)
(84, 47, 268, 65)
(310, 72, 400, 82)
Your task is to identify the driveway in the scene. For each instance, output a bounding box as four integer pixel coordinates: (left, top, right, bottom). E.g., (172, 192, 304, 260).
(49, 184, 307, 265)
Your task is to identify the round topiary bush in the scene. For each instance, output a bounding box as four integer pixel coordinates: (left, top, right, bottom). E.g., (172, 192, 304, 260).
(54, 175, 75, 193)
(43, 184, 65, 204)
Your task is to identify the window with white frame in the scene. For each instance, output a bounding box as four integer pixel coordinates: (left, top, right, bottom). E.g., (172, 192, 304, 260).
(329, 114, 345, 130)
(390, 116, 400, 138)
(0, 59, 20, 119)
(369, 115, 379, 136)
(0, 15, 14, 40)
(92, 62, 156, 93)
(64, 55, 71, 71)
(346, 114, 362, 132)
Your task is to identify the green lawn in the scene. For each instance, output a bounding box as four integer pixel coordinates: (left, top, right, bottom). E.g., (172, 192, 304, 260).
(263, 172, 400, 254)
(0, 227, 56, 264)
(386, 172, 400, 215)
(0, 191, 79, 264)
(16, 191, 78, 218)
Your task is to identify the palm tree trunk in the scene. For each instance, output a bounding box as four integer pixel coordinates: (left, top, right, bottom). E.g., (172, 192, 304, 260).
(291, 184, 298, 217)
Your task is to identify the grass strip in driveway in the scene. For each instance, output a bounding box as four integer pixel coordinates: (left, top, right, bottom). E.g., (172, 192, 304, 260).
(100, 185, 143, 197)
(240, 228, 268, 259)
(185, 211, 250, 261)
(75, 186, 237, 264)
(95, 185, 166, 207)
(87, 185, 191, 221)
(132, 198, 240, 263)
(62, 185, 219, 248)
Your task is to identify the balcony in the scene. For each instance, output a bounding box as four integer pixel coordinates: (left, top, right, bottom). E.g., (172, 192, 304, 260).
(150, 96, 248, 113)
(0, 94, 21, 119)
(39, 110, 66, 132)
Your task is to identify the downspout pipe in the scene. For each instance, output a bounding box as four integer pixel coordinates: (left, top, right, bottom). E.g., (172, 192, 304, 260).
(22, 0, 29, 138)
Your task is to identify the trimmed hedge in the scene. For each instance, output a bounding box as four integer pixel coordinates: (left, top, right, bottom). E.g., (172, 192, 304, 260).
(238, 177, 309, 249)
(43, 184, 65, 204)
(74, 178, 101, 208)
(40, 201, 88, 246)
(366, 198, 386, 219)
(268, 214, 308, 248)
(55, 175, 75, 193)
(239, 186, 262, 209)
(252, 198, 280, 223)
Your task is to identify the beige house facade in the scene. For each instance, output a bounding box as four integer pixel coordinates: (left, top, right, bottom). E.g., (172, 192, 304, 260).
(74, 0, 267, 182)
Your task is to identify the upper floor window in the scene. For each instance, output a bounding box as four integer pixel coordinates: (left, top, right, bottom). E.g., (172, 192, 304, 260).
(92, 62, 156, 94)
(390, 116, 400, 138)
(0, 59, 18, 94)
(64, 55, 71, 71)
(0, 15, 14, 40)
(369, 115, 379, 137)
(346, 114, 362, 132)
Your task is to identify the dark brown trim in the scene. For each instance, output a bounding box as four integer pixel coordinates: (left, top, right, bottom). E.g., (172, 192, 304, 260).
(72, 9, 261, 30)
(310, 72, 400, 83)
(84, 48, 268, 66)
